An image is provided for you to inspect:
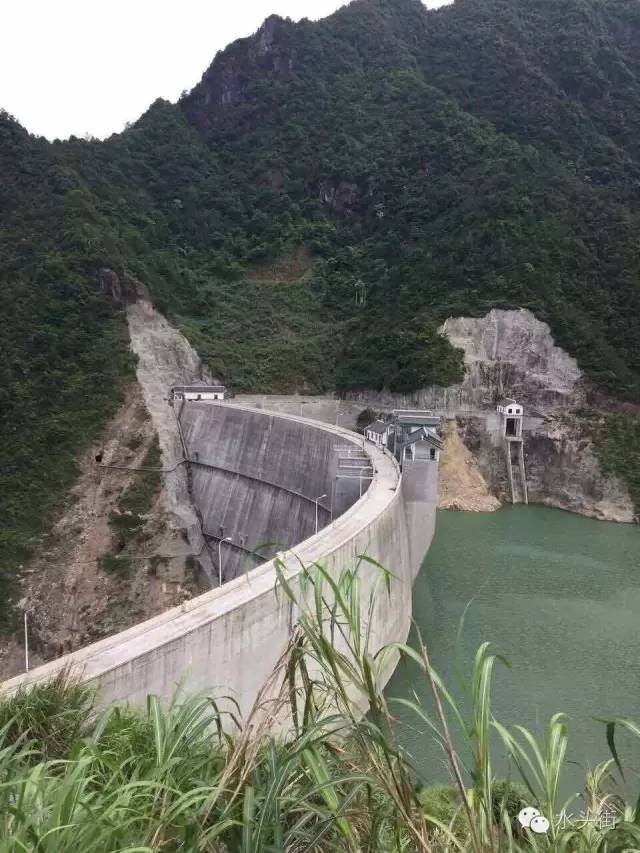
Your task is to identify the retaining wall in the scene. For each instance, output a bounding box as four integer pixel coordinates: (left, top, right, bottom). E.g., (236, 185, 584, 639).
(1, 406, 435, 717)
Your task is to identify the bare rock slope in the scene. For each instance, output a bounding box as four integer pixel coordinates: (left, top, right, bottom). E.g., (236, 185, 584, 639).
(440, 309, 584, 412)
(126, 300, 216, 580)
(0, 302, 217, 681)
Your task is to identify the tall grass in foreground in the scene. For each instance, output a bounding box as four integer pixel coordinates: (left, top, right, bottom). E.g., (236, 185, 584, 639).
(0, 560, 638, 851)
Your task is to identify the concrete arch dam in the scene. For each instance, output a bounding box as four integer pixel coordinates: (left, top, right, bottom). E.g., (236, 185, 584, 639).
(179, 403, 363, 579)
(1, 404, 438, 717)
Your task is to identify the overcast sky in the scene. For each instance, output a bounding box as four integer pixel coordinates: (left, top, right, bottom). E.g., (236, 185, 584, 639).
(0, 0, 451, 141)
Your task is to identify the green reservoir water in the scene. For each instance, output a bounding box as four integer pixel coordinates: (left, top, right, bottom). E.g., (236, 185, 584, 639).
(386, 506, 640, 794)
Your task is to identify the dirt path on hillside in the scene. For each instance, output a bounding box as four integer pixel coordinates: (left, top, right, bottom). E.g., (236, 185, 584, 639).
(438, 420, 501, 513)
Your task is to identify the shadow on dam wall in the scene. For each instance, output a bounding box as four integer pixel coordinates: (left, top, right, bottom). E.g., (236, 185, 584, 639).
(1, 403, 437, 717)
(180, 403, 364, 579)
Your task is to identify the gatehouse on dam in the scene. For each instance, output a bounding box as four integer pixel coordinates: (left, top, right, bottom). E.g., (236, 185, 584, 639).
(1, 403, 441, 717)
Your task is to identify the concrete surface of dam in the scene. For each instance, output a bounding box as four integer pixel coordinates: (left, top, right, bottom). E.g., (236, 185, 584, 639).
(2, 404, 439, 718)
(180, 403, 364, 579)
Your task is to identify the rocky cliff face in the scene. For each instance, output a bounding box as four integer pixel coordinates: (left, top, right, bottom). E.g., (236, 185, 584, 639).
(457, 413, 634, 523)
(182, 15, 297, 131)
(446, 311, 635, 522)
(440, 310, 585, 413)
(524, 419, 634, 522)
(348, 308, 635, 522)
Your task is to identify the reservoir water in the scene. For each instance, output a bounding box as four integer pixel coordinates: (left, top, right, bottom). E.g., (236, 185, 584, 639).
(386, 506, 640, 795)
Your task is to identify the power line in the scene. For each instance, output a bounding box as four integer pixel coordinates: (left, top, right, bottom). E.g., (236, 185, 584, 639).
(97, 458, 187, 473)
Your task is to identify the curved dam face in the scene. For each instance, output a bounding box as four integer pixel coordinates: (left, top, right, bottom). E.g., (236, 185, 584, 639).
(1, 405, 438, 717)
(180, 403, 363, 579)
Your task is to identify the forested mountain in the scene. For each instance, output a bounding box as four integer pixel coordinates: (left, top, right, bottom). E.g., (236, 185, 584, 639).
(2, 0, 640, 615)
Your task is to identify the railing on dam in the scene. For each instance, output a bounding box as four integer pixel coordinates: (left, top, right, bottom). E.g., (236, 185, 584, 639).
(1, 405, 435, 718)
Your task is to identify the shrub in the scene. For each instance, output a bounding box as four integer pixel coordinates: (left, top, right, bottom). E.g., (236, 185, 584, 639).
(0, 669, 95, 760)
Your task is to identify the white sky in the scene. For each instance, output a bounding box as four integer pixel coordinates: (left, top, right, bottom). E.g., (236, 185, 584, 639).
(0, 0, 451, 141)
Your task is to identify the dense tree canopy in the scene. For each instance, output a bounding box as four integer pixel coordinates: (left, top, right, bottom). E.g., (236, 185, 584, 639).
(2, 0, 640, 611)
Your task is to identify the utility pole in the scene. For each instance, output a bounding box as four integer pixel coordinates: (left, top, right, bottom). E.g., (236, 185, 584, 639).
(218, 537, 233, 586)
(315, 494, 327, 534)
(23, 609, 31, 673)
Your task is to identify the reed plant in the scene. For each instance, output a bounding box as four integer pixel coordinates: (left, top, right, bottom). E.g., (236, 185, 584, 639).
(0, 558, 638, 851)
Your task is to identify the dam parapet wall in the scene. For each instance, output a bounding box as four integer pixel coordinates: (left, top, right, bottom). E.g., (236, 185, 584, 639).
(1, 405, 437, 717)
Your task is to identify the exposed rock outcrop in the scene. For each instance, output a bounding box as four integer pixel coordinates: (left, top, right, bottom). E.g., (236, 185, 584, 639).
(98, 268, 122, 304)
(319, 180, 360, 215)
(347, 308, 635, 522)
(440, 310, 585, 412)
(441, 311, 634, 522)
(525, 419, 634, 522)
(347, 309, 584, 414)
(182, 15, 296, 128)
(457, 414, 634, 523)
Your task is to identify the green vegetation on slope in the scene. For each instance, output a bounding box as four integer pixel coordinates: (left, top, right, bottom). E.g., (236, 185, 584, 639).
(100, 438, 163, 577)
(595, 412, 640, 515)
(0, 562, 639, 850)
(180, 0, 640, 399)
(2, 0, 640, 618)
(0, 114, 136, 628)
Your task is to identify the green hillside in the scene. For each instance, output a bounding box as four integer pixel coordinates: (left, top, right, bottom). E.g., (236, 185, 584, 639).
(2, 0, 640, 616)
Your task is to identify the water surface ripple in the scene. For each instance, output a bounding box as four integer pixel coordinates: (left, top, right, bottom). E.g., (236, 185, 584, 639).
(386, 506, 640, 795)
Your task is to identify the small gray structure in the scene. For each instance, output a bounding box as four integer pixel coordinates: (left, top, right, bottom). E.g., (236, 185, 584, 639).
(385, 409, 442, 571)
(496, 399, 528, 504)
(364, 419, 391, 447)
(497, 398, 523, 439)
(171, 382, 227, 402)
(399, 426, 442, 464)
